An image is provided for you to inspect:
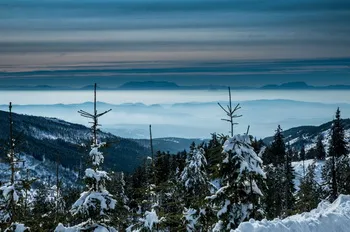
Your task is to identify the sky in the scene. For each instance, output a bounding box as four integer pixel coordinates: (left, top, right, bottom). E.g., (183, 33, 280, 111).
(0, 0, 349, 86)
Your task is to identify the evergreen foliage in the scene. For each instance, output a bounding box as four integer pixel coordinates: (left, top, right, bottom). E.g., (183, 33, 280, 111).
(263, 126, 296, 219)
(55, 85, 117, 232)
(322, 108, 349, 202)
(316, 135, 326, 160)
(207, 134, 266, 230)
(180, 145, 210, 230)
(296, 162, 322, 213)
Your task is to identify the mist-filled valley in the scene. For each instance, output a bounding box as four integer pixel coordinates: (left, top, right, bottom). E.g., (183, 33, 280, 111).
(1, 89, 349, 139)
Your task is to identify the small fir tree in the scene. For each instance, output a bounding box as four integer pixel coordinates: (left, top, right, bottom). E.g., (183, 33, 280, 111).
(296, 162, 322, 213)
(263, 126, 295, 219)
(180, 145, 210, 230)
(55, 84, 116, 232)
(207, 134, 265, 230)
(322, 107, 348, 202)
(300, 145, 306, 176)
(316, 135, 326, 160)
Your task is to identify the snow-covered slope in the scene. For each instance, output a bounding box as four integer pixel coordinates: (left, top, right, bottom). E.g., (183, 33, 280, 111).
(292, 159, 324, 190)
(263, 119, 350, 152)
(234, 194, 350, 232)
(0, 153, 78, 187)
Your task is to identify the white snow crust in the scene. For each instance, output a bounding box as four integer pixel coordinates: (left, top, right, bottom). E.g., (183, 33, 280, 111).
(234, 194, 350, 232)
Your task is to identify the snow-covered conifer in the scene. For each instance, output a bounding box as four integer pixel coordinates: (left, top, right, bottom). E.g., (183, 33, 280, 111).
(322, 108, 349, 202)
(110, 171, 130, 230)
(180, 146, 209, 198)
(55, 84, 117, 232)
(264, 126, 296, 219)
(180, 146, 210, 230)
(207, 134, 265, 230)
(296, 162, 322, 213)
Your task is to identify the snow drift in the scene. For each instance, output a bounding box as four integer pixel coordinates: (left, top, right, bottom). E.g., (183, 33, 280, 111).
(234, 194, 350, 232)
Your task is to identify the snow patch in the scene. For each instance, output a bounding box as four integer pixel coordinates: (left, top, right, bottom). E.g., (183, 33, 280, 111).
(234, 194, 350, 232)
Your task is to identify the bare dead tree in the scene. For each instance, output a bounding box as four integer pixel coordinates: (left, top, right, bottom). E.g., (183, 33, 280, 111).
(218, 87, 242, 137)
(7, 102, 25, 225)
(24, 169, 29, 212)
(149, 125, 154, 162)
(78, 83, 112, 147)
(55, 152, 61, 223)
(8, 102, 16, 225)
(147, 124, 157, 208)
(9, 102, 15, 186)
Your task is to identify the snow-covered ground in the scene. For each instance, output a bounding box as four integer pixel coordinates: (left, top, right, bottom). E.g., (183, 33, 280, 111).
(234, 194, 350, 232)
(292, 159, 324, 191)
(288, 128, 350, 154)
(0, 153, 78, 188)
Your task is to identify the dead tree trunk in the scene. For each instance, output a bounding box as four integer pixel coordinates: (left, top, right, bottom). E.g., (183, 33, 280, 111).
(218, 87, 242, 136)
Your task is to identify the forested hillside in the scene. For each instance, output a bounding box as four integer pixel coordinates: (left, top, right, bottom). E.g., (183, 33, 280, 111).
(0, 110, 149, 173)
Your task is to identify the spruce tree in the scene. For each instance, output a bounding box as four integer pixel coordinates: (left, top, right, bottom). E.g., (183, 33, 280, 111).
(337, 155, 350, 195)
(263, 126, 284, 218)
(32, 182, 63, 231)
(205, 133, 224, 181)
(300, 145, 306, 176)
(180, 145, 210, 230)
(322, 107, 348, 202)
(32, 157, 66, 231)
(109, 172, 130, 230)
(207, 134, 265, 230)
(264, 126, 295, 218)
(180, 146, 209, 204)
(315, 135, 326, 160)
(283, 142, 296, 217)
(271, 125, 286, 166)
(296, 162, 322, 213)
(55, 84, 116, 232)
(263, 164, 278, 219)
(207, 89, 265, 230)
(128, 157, 167, 231)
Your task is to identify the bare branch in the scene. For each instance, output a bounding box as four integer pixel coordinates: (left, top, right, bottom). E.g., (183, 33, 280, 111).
(217, 87, 242, 136)
(96, 109, 112, 117)
(217, 102, 229, 114)
(221, 119, 231, 122)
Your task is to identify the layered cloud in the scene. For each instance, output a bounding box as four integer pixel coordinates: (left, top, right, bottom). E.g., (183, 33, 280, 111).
(0, 0, 349, 71)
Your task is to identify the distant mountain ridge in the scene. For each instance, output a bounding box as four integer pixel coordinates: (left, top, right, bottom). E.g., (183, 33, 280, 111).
(261, 82, 311, 89)
(261, 82, 350, 90)
(119, 81, 179, 89)
(1, 81, 350, 90)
